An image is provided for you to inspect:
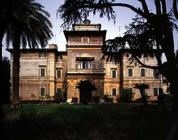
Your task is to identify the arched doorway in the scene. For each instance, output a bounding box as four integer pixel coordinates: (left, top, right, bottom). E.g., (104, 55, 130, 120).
(76, 80, 96, 104)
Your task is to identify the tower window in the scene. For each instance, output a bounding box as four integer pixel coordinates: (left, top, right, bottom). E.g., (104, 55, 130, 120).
(56, 69, 62, 78)
(154, 88, 159, 96)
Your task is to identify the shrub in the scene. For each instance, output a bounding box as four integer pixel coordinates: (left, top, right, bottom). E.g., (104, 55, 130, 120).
(103, 94, 113, 103)
(53, 91, 67, 103)
(92, 96, 99, 104)
(135, 93, 149, 103)
(120, 88, 134, 103)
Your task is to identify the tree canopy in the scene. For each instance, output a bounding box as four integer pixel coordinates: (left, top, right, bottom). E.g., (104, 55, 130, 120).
(58, 0, 178, 100)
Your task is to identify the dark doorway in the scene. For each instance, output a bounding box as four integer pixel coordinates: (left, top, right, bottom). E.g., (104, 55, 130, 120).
(76, 80, 96, 104)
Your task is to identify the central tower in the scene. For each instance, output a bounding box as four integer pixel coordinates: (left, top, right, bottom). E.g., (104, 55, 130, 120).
(64, 21, 106, 102)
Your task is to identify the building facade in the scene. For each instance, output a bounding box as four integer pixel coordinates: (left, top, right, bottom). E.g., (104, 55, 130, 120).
(9, 22, 163, 103)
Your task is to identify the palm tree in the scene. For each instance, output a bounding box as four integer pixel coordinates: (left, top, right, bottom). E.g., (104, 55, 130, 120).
(2, 0, 52, 107)
(134, 83, 149, 106)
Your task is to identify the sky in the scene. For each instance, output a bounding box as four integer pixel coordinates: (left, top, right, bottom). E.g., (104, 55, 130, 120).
(2, 0, 178, 57)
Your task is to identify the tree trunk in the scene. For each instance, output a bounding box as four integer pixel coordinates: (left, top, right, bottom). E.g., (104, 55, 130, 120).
(12, 50, 20, 108)
(119, 54, 123, 98)
(169, 79, 178, 113)
(140, 90, 147, 106)
(0, 30, 4, 130)
(167, 80, 178, 140)
(12, 33, 21, 108)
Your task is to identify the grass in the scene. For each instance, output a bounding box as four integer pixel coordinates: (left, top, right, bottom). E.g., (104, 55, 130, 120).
(2, 103, 173, 140)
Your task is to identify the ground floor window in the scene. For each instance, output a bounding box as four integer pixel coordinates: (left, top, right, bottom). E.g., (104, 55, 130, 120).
(154, 88, 159, 96)
(40, 87, 46, 96)
(112, 88, 117, 96)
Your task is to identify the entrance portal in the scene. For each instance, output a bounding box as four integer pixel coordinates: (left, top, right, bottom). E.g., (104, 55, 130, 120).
(76, 80, 96, 104)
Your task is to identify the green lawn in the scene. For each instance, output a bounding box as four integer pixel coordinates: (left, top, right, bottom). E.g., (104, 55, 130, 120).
(2, 103, 173, 140)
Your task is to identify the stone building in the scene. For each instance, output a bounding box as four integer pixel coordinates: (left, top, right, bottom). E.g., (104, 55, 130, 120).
(8, 22, 162, 103)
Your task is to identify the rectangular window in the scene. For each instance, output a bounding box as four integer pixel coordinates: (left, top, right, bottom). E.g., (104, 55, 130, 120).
(111, 70, 117, 78)
(128, 68, 133, 77)
(40, 87, 46, 96)
(77, 61, 93, 69)
(112, 88, 117, 96)
(56, 69, 62, 78)
(154, 88, 159, 96)
(141, 68, 145, 77)
(40, 66, 46, 77)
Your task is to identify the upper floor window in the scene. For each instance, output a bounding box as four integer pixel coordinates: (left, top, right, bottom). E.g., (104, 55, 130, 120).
(128, 68, 133, 77)
(77, 61, 93, 69)
(111, 69, 117, 78)
(56, 69, 62, 78)
(141, 68, 145, 77)
(40, 66, 46, 77)
(76, 57, 94, 69)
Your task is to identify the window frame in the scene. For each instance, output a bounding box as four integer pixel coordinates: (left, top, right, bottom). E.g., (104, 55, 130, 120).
(56, 69, 62, 78)
(77, 61, 93, 69)
(128, 68, 133, 77)
(111, 69, 117, 78)
(39, 66, 46, 77)
(40, 86, 46, 97)
(140, 68, 145, 77)
(112, 88, 117, 96)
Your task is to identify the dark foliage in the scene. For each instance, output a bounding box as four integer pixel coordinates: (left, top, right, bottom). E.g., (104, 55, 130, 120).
(120, 88, 134, 103)
(0, 0, 53, 107)
(53, 90, 67, 103)
(2, 57, 10, 104)
(134, 83, 149, 106)
(57, 0, 116, 29)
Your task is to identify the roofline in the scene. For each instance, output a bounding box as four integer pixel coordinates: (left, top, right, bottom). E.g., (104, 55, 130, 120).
(7, 48, 67, 55)
(72, 23, 101, 30)
(7, 48, 57, 53)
